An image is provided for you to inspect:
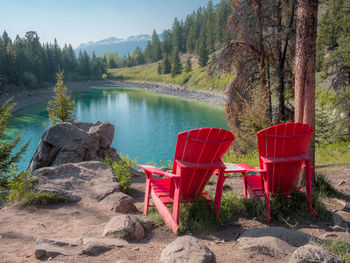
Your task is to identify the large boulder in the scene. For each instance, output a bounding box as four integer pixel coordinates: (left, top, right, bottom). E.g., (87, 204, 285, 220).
(160, 236, 214, 263)
(102, 215, 144, 241)
(289, 245, 342, 263)
(238, 227, 312, 248)
(29, 121, 120, 171)
(35, 238, 81, 259)
(30, 161, 135, 212)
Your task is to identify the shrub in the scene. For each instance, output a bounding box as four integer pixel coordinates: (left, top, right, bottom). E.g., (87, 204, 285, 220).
(178, 199, 219, 233)
(104, 154, 138, 193)
(7, 170, 66, 206)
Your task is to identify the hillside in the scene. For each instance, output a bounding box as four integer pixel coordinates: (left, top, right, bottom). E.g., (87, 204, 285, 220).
(108, 53, 234, 94)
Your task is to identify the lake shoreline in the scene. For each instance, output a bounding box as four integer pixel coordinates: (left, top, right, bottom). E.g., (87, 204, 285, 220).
(0, 80, 225, 113)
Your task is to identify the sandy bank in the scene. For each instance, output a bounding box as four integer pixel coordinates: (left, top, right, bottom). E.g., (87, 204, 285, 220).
(0, 80, 225, 113)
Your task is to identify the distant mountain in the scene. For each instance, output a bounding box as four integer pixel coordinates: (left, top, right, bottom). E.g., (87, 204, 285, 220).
(75, 34, 151, 57)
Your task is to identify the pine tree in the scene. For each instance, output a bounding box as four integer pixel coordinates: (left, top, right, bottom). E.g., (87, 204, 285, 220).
(151, 30, 162, 62)
(198, 38, 208, 67)
(315, 100, 336, 144)
(172, 17, 184, 52)
(185, 56, 192, 73)
(161, 54, 171, 74)
(161, 30, 173, 55)
(0, 98, 29, 188)
(205, 0, 216, 52)
(144, 41, 152, 63)
(47, 70, 76, 125)
(171, 48, 182, 78)
(157, 63, 161, 74)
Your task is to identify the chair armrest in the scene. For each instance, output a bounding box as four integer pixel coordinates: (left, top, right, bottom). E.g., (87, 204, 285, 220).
(234, 163, 267, 173)
(175, 159, 226, 170)
(138, 164, 180, 178)
(261, 154, 310, 164)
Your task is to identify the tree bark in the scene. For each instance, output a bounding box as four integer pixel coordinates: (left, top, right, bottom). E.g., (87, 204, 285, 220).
(253, 0, 269, 117)
(294, 0, 318, 166)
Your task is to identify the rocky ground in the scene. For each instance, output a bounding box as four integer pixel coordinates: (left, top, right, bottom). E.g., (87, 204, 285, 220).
(0, 79, 225, 113)
(0, 122, 349, 262)
(0, 164, 349, 263)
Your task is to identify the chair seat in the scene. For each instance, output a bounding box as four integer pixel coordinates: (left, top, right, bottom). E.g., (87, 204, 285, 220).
(246, 175, 264, 197)
(151, 177, 212, 203)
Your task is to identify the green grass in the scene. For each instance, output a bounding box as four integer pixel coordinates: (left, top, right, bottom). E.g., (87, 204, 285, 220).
(147, 190, 330, 233)
(108, 63, 234, 94)
(223, 148, 260, 168)
(316, 140, 350, 168)
(17, 192, 67, 207)
(6, 172, 67, 207)
(322, 239, 350, 263)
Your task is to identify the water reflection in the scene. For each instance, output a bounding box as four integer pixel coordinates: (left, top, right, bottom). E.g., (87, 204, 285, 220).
(9, 87, 228, 170)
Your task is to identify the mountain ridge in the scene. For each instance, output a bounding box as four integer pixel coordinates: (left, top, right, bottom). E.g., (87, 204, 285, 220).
(75, 34, 151, 56)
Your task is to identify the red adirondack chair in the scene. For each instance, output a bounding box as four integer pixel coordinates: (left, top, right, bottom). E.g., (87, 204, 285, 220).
(138, 128, 234, 233)
(236, 122, 318, 222)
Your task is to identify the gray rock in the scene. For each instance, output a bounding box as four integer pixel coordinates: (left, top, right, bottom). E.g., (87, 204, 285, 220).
(332, 212, 350, 232)
(30, 161, 120, 203)
(35, 238, 81, 259)
(289, 245, 342, 263)
(29, 121, 120, 171)
(161, 236, 214, 263)
(103, 215, 144, 241)
(239, 227, 311, 247)
(100, 192, 136, 213)
(238, 236, 296, 257)
(139, 217, 153, 231)
(344, 203, 350, 211)
(81, 237, 127, 255)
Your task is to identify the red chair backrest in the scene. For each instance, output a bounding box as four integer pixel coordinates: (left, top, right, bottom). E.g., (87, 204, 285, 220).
(172, 128, 234, 201)
(257, 122, 314, 194)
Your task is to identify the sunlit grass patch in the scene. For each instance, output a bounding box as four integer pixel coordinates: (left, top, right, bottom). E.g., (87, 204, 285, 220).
(321, 239, 350, 263)
(316, 140, 350, 167)
(108, 63, 234, 94)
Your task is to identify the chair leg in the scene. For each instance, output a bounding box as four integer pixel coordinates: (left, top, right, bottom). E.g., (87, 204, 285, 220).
(214, 169, 225, 216)
(305, 160, 318, 217)
(242, 171, 248, 198)
(264, 192, 272, 223)
(143, 172, 152, 215)
(262, 171, 272, 223)
(172, 180, 181, 224)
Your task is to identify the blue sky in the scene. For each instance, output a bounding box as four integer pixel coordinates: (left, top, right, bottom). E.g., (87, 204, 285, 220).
(1, 0, 219, 48)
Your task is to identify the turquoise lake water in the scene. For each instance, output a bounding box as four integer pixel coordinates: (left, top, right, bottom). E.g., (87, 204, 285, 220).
(8, 87, 228, 171)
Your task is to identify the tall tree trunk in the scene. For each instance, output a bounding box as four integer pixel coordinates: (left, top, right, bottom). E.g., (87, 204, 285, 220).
(276, 0, 286, 122)
(267, 65, 273, 122)
(294, 0, 318, 166)
(253, 0, 269, 117)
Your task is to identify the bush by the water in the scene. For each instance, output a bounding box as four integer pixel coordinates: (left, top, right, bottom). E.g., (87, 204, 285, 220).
(104, 154, 138, 193)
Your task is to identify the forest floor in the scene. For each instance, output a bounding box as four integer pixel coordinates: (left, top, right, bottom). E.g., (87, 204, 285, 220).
(0, 164, 349, 263)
